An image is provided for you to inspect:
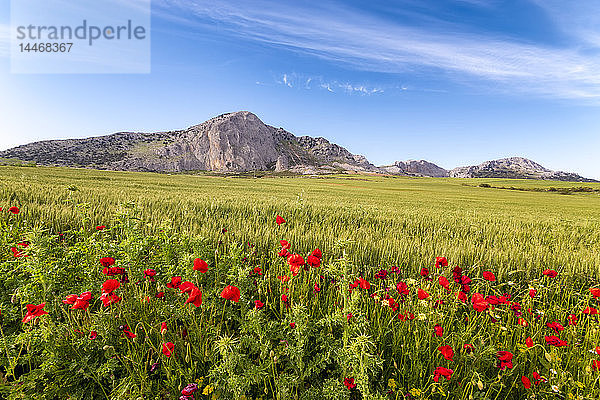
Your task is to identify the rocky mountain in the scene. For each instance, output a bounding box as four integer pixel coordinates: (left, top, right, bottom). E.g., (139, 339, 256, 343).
(380, 160, 449, 177)
(449, 157, 595, 182)
(1, 112, 594, 181)
(0, 111, 378, 174)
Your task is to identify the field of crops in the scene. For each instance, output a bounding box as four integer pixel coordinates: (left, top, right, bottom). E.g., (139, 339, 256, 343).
(1, 165, 600, 399)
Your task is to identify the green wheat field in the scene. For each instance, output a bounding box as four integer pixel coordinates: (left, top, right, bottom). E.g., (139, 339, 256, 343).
(2, 165, 600, 399)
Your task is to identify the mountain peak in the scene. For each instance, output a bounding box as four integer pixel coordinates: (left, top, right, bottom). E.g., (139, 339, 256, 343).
(0, 111, 375, 174)
(380, 159, 449, 177)
(449, 157, 593, 181)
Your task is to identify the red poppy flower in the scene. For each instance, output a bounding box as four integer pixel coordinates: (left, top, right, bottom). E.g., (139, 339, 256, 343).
(593, 360, 600, 371)
(288, 254, 305, 268)
(583, 307, 599, 315)
(343, 377, 356, 390)
(185, 287, 203, 307)
(99, 257, 115, 267)
(463, 344, 474, 353)
(434, 324, 443, 337)
(193, 258, 208, 273)
(471, 293, 488, 312)
(438, 276, 450, 291)
(522, 376, 531, 389)
(532, 371, 545, 385)
(526, 337, 534, 348)
(252, 267, 262, 275)
(102, 279, 120, 293)
(17, 242, 29, 248)
(22, 303, 48, 323)
(143, 269, 157, 278)
(277, 275, 290, 284)
(161, 322, 167, 335)
(456, 291, 468, 303)
(254, 299, 265, 309)
(529, 289, 537, 298)
(275, 215, 286, 225)
(545, 335, 568, 347)
(418, 288, 430, 300)
(167, 276, 182, 289)
(280, 240, 291, 249)
(102, 266, 125, 276)
(396, 281, 409, 295)
(482, 271, 496, 281)
(8, 206, 20, 214)
(568, 314, 578, 326)
(497, 351, 513, 370)
(95, 225, 105, 230)
(542, 269, 557, 278)
(546, 321, 564, 333)
(347, 313, 353, 321)
(155, 291, 165, 299)
(289, 322, 296, 328)
(221, 285, 241, 302)
(306, 255, 321, 268)
(63, 294, 78, 305)
(420, 267, 429, 277)
(71, 292, 92, 310)
(89, 330, 98, 340)
(11, 247, 27, 258)
(517, 318, 528, 327)
(591, 288, 600, 298)
(438, 345, 454, 361)
(358, 278, 370, 290)
(162, 342, 174, 357)
(433, 367, 453, 382)
(100, 292, 121, 307)
(435, 257, 448, 268)
(311, 248, 322, 259)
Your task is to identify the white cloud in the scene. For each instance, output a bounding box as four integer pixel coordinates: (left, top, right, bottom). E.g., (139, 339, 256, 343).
(276, 73, 385, 95)
(155, 0, 600, 100)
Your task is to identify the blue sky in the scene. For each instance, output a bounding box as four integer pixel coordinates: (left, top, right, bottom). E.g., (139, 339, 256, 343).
(1, 0, 599, 178)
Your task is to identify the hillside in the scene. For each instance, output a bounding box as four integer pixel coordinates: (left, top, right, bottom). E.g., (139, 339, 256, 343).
(0, 111, 378, 174)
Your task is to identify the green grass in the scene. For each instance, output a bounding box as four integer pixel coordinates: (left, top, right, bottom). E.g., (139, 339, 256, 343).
(1, 165, 600, 279)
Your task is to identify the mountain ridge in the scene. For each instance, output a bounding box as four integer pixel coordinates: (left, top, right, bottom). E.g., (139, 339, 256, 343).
(0, 111, 595, 181)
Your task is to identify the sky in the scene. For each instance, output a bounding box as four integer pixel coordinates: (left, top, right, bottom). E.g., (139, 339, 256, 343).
(0, 0, 599, 178)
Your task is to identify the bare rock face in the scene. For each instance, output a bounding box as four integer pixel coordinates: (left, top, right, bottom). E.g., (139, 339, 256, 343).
(0, 111, 377, 174)
(449, 157, 595, 182)
(381, 160, 449, 177)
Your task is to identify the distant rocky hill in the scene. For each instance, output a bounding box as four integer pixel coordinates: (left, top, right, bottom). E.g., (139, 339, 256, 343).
(0, 112, 594, 181)
(448, 157, 594, 182)
(380, 160, 449, 177)
(0, 111, 378, 174)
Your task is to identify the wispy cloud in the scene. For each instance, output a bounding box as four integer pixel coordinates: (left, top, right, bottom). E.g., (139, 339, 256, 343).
(155, 0, 600, 100)
(276, 72, 385, 95)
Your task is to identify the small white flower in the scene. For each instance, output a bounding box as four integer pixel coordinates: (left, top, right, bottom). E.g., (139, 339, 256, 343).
(551, 385, 559, 392)
(550, 369, 557, 375)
